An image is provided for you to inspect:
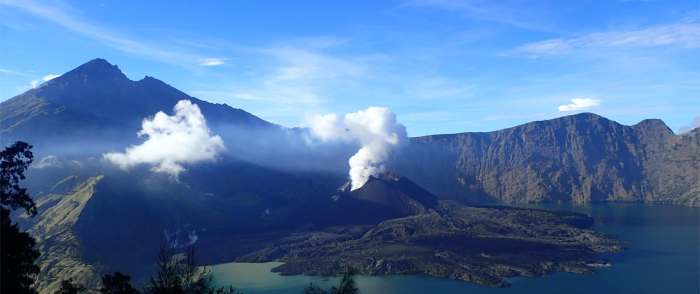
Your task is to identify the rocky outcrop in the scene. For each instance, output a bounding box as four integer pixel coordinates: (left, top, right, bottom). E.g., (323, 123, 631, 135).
(393, 113, 700, 206)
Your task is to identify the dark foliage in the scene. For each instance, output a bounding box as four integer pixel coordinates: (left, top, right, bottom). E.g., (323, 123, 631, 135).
(1, 208, 40, 294)
(303, 267, 359, 294)
(0, 141, 36, 215)
(100, 272, 140, 294)
(1, 141, 39, 294)
(303, 283, 327, 294)
(330, 267, 359, 294)
(147, 245, 239, 294)
(55, 279, 86, 294)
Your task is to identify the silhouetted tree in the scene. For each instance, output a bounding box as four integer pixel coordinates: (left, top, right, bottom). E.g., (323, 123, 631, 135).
(302, 267, 359, 294)
(303, 283, 327, 294)
(55, 279, 86, 294)
(1, 141, 39, 294)
(330, 267, 358, 294)
(100, 272, 140, 294)
(147, 245, 239, 294)
(1, 141, 36, 214)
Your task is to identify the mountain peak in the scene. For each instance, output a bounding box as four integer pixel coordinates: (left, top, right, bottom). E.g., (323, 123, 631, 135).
(345, 172, 439, 216)
(634, 118, 674, 136)
(62, 58, 127, 81)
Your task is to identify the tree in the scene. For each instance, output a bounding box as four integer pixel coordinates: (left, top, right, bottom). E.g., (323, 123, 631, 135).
(55, 279, 86, 294)
(302, 267, 359, 294)
(1, 141, 36, 215)
(330, 267, 358, 294)
(100, 272, 140, 294)
(147, 245, 238, 294)
(1, 141, 39, 294)
(1, 208, 40, 294)
(303, 283, 327, 294)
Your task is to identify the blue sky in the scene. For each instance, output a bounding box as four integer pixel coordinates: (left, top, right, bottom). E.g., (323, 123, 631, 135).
(1, 0, 698, 136)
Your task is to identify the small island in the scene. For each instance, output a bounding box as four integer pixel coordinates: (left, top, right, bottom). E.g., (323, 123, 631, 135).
(239, 175, 624, 288)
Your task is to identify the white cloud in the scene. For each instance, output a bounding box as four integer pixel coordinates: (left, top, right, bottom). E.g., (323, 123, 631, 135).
(307, 113, 348, 141)
(517, 23, 700, 55)
(42, 73, 59, 81)
(104, 100, 225, 177)
(558, 98, 601, 112)
(678, 116, 700, 134)
(199, 58, 226, 66)
(308, 107, 407, 190)
(29, 73, 60, 89)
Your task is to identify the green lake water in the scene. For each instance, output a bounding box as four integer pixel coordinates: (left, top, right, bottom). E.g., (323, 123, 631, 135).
(210, 203, 700, 294)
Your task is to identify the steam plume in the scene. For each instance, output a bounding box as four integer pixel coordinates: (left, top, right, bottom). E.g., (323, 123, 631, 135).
(104, 100, 225, 176)
(309, 107, 407, 190)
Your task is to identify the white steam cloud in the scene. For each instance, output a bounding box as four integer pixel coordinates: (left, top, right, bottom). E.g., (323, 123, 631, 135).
(104, 100, 225, 177)
(308, 107, 407, 190)
(558, 98, 600, 112)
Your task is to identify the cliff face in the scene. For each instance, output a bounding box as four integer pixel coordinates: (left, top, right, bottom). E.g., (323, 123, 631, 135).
(393, 113, 700, 206)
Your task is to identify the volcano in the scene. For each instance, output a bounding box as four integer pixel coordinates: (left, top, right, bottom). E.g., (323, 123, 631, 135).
(340, 172, 439, 217)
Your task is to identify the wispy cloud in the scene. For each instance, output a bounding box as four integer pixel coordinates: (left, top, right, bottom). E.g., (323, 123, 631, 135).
(198, 58, 226, 67)
(226, 47, 364, 104)
(558, 98, 600, 112)
(0, 68, 27, 76)
(516, 23, 700, 56)
(29, 73, 60, 89)
(0, 0, 212, 67)
(404, 0, 558, 32)
(190, 45, 369, 125)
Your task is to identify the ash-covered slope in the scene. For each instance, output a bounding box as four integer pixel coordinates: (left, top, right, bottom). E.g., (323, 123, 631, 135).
(341, 172, 438, 216)
(393, 113, 700, 206)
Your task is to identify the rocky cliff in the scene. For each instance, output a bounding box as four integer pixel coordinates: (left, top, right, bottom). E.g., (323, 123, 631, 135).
(393, 113, 700, 206)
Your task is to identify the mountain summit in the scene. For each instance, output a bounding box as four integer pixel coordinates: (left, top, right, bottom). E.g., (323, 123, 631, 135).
(0, 58, 273, 153)
(61, 58, 127, 82)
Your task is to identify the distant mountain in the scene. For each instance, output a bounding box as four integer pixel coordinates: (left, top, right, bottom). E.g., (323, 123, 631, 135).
(393, 113, 700, 206)
(0, 58, 274, 154)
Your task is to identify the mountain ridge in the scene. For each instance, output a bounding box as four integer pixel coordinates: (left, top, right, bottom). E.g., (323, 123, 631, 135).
(394, 112, 699, 206)
(3, 58, 698, 207)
